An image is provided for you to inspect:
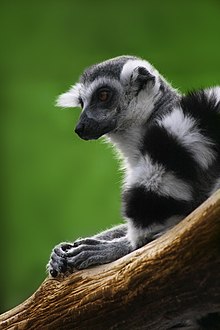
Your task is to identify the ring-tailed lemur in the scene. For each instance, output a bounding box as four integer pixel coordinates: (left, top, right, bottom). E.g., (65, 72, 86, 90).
(48, 55, 220, 328)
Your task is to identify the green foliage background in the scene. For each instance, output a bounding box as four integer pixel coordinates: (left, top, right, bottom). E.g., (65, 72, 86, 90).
(0, 0, 219, 312)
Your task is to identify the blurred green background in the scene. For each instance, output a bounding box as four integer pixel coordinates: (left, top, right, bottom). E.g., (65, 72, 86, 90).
(0, 0, 219, 313)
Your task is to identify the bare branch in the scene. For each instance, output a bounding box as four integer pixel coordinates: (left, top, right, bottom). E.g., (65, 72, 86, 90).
(1, 190, 220, 330)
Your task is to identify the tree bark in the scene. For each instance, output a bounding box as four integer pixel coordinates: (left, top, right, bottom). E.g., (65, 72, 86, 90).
(0, 191, 220, 330)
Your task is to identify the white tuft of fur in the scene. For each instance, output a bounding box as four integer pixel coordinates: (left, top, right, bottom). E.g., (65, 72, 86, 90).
(158, 107, 216, 169)
(56, 83, 82, 108)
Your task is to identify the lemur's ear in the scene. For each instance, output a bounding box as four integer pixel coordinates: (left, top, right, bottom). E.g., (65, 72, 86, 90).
(56, 83, 82, 108)
(121, 60, 156, 92)
(132, 67, 155, 90)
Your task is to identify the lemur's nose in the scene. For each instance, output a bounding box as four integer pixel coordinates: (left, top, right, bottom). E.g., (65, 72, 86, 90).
(75, 122, 85, 137)
(75, 111, 100, 140)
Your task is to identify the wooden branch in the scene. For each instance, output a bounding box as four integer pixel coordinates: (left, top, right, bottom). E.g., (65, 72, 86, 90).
(1, 191, 220, 330)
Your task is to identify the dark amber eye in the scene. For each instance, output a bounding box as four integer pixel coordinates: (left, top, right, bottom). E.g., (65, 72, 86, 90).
(98, 90, 109, 102)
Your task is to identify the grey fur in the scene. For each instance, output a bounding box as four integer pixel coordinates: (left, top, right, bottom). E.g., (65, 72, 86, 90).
(80, 55, 136, 84)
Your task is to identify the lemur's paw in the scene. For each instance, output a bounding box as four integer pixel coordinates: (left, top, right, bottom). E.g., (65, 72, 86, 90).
(47, 242, 74, 277)
(47, 239, 105, 277)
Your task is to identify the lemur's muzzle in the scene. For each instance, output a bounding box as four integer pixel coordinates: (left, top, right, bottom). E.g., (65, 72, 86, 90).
(75, 111, 116, 140)
(75, 117, 100, 140)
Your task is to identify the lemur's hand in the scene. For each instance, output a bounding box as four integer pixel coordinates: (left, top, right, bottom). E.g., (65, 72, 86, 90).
(47, 237, 131, 277)
(48, 238, 108, 277)
(47, 242, 73, 277)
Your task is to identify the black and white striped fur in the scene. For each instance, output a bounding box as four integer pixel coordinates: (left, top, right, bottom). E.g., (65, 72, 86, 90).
(49, 56, 220, 275)
(48, 56, 220, 327)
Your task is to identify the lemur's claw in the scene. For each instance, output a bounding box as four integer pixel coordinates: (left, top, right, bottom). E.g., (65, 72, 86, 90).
(50, 269, 58, 277)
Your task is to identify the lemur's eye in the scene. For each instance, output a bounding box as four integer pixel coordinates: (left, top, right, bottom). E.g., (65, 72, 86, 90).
(98, 89, 110, 102)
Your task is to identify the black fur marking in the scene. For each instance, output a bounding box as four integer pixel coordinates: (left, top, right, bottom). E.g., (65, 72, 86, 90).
(197, 312, 220, 329)
(181, 90, 220, 152)
(134, 67, 155, 95)
(140, 124, 198, 182)
(90, 85, 116, 109)
(78, 97, 83, 108)
(137, 67, 155, 84)
(122, 186, 192, 227)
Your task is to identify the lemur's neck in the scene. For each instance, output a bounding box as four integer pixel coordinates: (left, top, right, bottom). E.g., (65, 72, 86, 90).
(108, 81, 180, 167)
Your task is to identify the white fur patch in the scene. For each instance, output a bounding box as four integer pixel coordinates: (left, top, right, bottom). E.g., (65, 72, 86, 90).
(126, 86, 161, 123)
(158, 107, 216, 169)
(120, 59, 158, 86)
(125, 154, 192, 202)
(205, 86, 220, 108)
(109, 127, 143, 167)
(56, 83, 83, 108)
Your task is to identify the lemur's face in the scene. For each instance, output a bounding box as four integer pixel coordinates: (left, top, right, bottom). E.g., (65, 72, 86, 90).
(56, 56, 160, 140)
(74, 79, 122, 140)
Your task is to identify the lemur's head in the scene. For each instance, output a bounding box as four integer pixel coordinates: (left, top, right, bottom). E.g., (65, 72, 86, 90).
(57, 56, 165, 140)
